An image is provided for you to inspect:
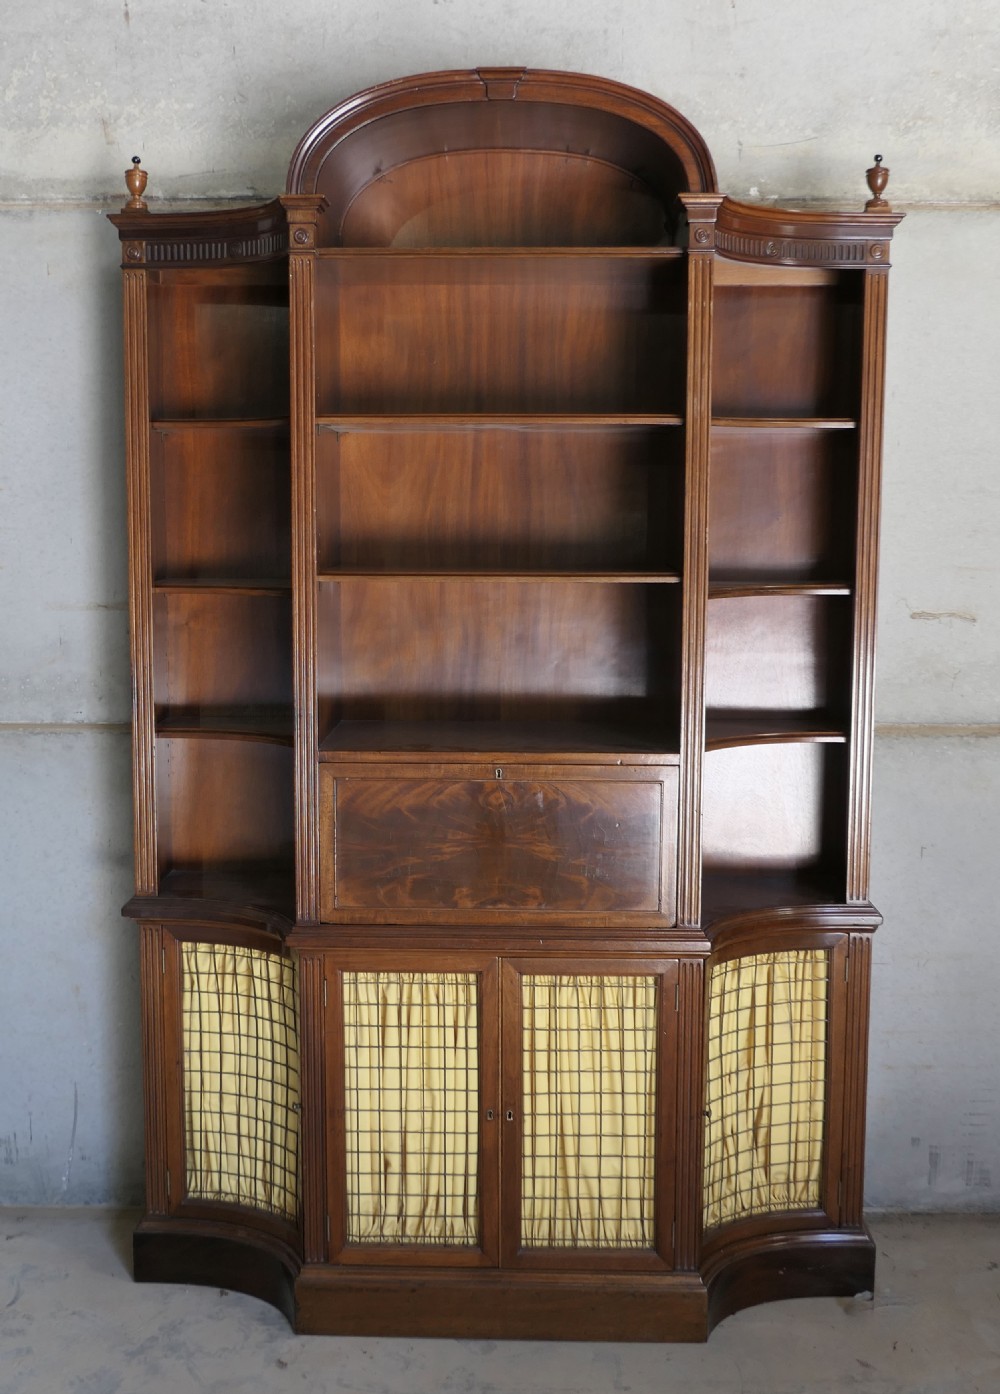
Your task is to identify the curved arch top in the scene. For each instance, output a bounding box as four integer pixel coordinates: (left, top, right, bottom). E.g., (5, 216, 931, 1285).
(286, 67, 717, 247)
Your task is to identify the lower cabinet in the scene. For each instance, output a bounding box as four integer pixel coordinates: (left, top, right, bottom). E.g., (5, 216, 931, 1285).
(318, 955, 684, 1273)
(133, 923, 875, 1338)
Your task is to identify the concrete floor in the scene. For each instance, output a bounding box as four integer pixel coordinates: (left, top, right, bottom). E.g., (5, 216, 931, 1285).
(0, 1212, 998, 1394)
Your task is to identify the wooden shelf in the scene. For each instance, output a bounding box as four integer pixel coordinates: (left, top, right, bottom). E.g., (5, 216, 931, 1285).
(316, 414, 684, 431)
(701, 866, 846, 925)
(318, 570, 681, 584)
(157, 865, 295, 917)
(316, 246, 686, 260)
(151, 418, 289, 432)
(152, 577, 291, 595)
(708, 577, 851, 598)
(319, 719, 679, 764)
(711, 417, 855, 431)
(157, 707, 294, 746)
(705, 711, 847, 750)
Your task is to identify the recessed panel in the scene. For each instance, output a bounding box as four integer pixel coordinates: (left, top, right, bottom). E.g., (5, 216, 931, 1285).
(157, 737, 294, 876)
(709, 429, 856, 581)
(148, 280, 288, 419)
(151, 427, 290, 580)
(712, 281, 862, 418)
(314, 256, 685, 414)
(320, 579, 679, 729)
(324, 771, 671, 915)
(153, 592, 292, 718)
(705, 595, 850, 716)
(702, 743, 845, 873)
(317, 426, 682, 573)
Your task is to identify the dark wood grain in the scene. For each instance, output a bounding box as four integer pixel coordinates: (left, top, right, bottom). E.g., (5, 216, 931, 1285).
(712, 280, 862, 418)
(705, 594, 852, 716)
(709, 427, 856, 582)
(322, 768, 675, 917)
(147, 274, 288, 420)
(151, 425, 290, 581)
(314, 255, 686, 415)
(317, 425, 683, 574)
(319, 578, 681, 731)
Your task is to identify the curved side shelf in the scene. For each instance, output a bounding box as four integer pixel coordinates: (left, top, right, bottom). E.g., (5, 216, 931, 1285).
(705, 712, 846, 750)
(124, 878, 295, 938)
(702, 1227, 876, 1333)
(134, 1216, 300, 1326)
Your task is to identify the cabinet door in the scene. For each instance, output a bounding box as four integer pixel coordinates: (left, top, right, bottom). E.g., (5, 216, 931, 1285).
(500, 959, 678, 1271)
(325, 956, 499, 1266)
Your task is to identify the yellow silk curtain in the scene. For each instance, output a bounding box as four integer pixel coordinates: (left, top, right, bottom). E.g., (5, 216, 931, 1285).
(180, 943, 300, 1222)
(343, 971, 480, 1246)
(703, 950, 828, 1230)
(521, 975, 657, 1249)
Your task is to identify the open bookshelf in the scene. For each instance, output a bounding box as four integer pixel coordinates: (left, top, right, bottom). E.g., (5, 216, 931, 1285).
(111, 67, 901, 1341)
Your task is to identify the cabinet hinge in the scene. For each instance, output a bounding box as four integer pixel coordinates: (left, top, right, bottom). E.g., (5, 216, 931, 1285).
(323, 979, 328, 1008)
(671, 1219, 676, 1251)
(325, 1213, 331, 1243)
(161, 947, 166, 976)
(845, 955, 850, 983)
(165, 1167, 171, 1198)
(675, 982, 680, 1012)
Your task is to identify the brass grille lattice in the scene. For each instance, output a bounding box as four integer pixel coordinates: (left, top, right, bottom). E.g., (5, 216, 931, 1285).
(521, 974, 657, 1249)
(180, 943, 300, 1222)
(704, 949, 828, 1230)
(343, 971, 480, 1246)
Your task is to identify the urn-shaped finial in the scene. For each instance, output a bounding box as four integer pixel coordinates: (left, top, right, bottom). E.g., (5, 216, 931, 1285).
(865, 154, 890, 211)
(125, 155, 149, 211)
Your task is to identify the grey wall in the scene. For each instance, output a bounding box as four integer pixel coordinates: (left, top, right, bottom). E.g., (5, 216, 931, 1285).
(1, 0, 997, 1209)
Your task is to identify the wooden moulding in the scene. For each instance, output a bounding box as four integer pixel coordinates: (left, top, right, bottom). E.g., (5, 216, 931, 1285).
(133, 1217, 300, 1326)
(714, 198, 905, 269)
(293, 1266, 709, 1340)
(109, 200, 291, 268)
(701, 1227, 876, 1331)
(286, 67, 717, 248)
(130, 1224, 875, 1338)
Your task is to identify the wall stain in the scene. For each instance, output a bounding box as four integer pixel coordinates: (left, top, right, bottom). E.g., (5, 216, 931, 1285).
(909, 609, 977, 623)
(928, 1145, 940, 1188)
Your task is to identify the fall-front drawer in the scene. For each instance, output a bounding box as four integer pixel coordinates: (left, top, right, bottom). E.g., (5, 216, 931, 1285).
(318, 763, 678, 925)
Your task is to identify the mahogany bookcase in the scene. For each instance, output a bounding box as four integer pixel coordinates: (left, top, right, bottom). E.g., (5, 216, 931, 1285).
(109, 67, 902, 1339)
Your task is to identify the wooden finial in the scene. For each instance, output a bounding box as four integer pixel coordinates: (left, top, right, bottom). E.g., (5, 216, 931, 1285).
(865, 154, 890, 211)
(124, 155, 148, 211)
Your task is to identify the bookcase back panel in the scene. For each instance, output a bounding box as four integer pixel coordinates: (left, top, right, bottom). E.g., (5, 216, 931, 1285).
(708, 431, 856, 582)
(156, 738, 294, 876)
(701, 742, 846, 874)
(318, 580, 681, 729)
(151, 429, 291, 580)
(313, 258, 685, 414)
(712, 281, 862, 418)
(704, 596, 851, 717)
(153, 592, 292, 716)
(341, 150, 669, 249)
(316, 427, 683, 573)
(147, 280, 288, 420)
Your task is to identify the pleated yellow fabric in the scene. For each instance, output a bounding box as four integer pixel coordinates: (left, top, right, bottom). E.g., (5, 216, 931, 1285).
(703, 950, 828, 1230)
(180, 943, 300, 1221)
(343, 971, 480, 1245)
(521, 974, 657, 1249)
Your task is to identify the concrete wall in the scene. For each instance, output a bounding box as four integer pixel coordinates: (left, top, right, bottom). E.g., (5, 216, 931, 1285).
(1, 0, 997, 1209)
